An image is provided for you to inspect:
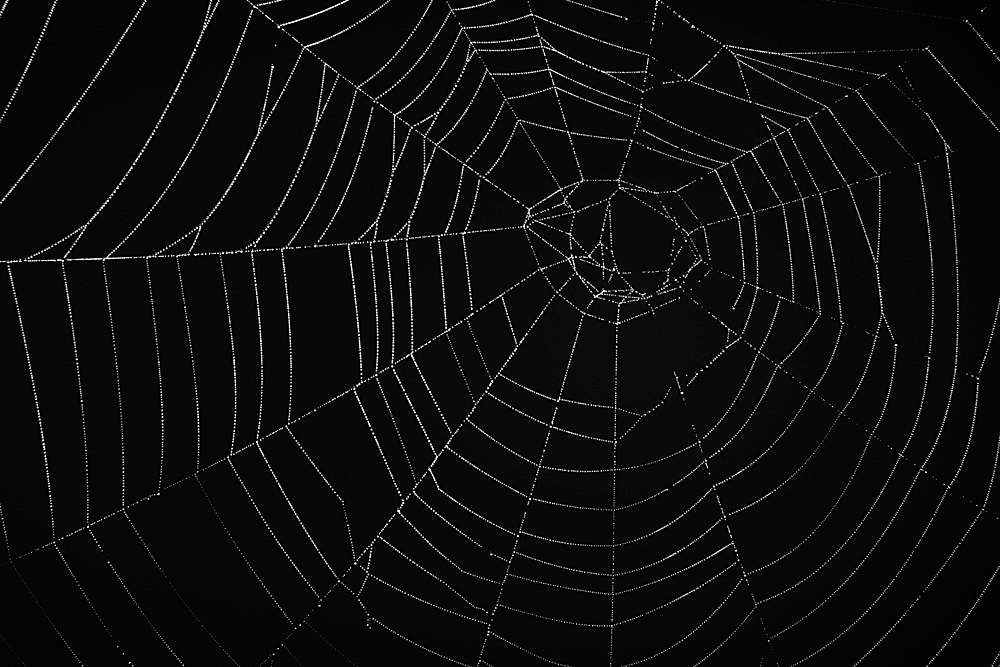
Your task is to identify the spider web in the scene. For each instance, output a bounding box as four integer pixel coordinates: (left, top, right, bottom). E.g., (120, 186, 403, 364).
(2, 0, 1000, 664)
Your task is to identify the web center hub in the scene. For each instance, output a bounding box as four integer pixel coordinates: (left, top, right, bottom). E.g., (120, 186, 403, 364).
(526, 180, 703, 303)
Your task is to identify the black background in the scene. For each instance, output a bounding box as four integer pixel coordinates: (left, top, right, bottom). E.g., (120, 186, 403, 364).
(2, 1, 1000, 665)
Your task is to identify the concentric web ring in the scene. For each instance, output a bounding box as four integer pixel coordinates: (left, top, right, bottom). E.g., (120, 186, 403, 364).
(1, 1, 999, 665)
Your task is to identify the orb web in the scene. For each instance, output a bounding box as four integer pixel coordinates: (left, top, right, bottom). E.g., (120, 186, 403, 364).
(1, 1, 999, 666)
